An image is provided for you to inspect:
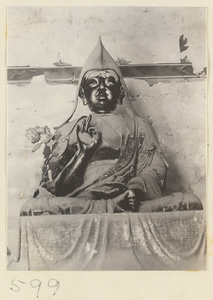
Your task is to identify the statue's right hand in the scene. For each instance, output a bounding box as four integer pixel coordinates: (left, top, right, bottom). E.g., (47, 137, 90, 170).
(76, 116, 100, 156)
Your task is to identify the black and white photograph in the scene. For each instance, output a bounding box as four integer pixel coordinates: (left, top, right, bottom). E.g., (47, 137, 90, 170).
(7, 6, 206, 271)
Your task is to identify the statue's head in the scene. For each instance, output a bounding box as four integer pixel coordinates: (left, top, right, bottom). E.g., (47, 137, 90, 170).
(79, 69, 125, 113)
(55, 37, 133, 129)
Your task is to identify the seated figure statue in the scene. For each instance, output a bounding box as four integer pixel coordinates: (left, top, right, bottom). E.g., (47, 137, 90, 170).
(20, 38, 203, 216)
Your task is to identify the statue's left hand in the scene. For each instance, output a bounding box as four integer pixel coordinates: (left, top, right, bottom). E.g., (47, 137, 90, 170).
(20, 197, 57, 216)
(20, 198, 41, 216)
(20, 196, 76, 216)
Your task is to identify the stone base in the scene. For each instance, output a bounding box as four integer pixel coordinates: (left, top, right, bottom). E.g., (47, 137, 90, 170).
(7, 211, 206, 270)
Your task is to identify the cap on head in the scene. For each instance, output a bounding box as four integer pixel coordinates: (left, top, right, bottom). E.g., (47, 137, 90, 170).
(78, 36, 125, 87)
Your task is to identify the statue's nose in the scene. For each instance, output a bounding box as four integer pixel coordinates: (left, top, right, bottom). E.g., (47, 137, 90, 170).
(99, 82, 105, 89)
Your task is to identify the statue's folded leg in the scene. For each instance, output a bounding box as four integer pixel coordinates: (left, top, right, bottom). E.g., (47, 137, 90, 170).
(139, 192, 203, 213)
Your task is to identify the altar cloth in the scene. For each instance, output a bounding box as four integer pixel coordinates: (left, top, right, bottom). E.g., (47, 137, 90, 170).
(7, 211, 206, 270)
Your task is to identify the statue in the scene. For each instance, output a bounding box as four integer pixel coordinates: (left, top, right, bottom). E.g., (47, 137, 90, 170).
(20, 37, 203, 216)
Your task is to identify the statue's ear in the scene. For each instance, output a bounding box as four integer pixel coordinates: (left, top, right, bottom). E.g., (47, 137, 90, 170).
(117, 85, 125, 105)
(79, 86, 87, 106)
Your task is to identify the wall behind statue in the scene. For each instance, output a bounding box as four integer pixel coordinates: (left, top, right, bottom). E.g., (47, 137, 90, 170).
(7, 7, 206, 216)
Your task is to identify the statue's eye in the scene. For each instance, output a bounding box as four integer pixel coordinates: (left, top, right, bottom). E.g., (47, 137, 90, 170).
(88, 79, 98, 87)
(105, 77, 116, 86)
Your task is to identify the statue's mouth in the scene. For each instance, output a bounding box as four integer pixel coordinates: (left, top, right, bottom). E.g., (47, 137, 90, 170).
(97, 92, 107, 101)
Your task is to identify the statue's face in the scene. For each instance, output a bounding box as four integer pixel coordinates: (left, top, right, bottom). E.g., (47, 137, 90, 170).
(82, 69, 122, 113)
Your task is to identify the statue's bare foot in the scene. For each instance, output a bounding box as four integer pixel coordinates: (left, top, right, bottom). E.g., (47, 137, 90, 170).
(114, 190, 138, 212)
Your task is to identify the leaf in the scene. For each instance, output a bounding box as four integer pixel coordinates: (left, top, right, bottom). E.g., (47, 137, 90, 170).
(43, 145, 51, 158)
(33, 189, 40, 198)
(52, 139, 68, 157)
(58, 139, 69, 156)
(32, 142, 42, 152)
(49, 156, 60, 170)
(47, 139, 56, 147)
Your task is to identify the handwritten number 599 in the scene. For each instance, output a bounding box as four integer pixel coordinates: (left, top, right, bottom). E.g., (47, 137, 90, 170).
(10, 278, 60, 297)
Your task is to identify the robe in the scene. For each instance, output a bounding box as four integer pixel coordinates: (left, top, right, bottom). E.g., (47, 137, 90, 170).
(20, 112, 202, 216)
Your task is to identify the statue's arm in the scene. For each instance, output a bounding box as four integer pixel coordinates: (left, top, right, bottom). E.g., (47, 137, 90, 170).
(54, 147, 92, 196)
(53, 121, 100, 196)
